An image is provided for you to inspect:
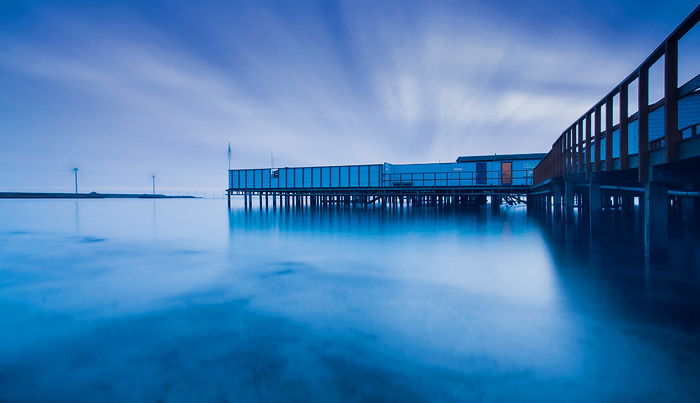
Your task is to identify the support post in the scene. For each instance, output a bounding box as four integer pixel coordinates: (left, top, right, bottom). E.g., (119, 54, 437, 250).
(553, 182, 562, 216)
(491, 195, 500, 211)
(564, 180, 574, 221)
(681, 185, 695, 223)
(621, 195, 634, 214)
(645, 182, 668, 258)
(589, 179, 602, 231)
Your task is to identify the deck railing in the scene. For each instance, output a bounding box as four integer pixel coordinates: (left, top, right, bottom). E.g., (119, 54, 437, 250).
(382, 170, 533, 187)
(533, 5, 700, 185)
(229, 168, 535, 190)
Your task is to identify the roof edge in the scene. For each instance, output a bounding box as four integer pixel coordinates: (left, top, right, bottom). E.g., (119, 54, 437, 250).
(456, 153, 547, 163)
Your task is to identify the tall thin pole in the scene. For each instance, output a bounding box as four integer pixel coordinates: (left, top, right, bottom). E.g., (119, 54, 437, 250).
(152, 175, 156, 196)
(227, 142, 232, 207)
(73, 168, 78, 194)
(228, 142, 231, 170)
(271, 152, 274, 168)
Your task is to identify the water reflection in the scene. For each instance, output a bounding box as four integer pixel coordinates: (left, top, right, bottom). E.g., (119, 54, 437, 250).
(74, 200, 80, 235)
(532, 207, 700, 331)
(0, 199, 698, 401)
(228, 204, 560, 303)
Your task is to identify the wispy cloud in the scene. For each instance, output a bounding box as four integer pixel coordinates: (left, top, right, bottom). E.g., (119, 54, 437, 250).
(0, 0, 695, 192)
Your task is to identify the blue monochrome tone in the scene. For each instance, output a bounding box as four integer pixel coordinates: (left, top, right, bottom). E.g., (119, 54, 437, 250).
(1, 2, 700, 403)
(1, 0, 699, 193)
(0, 199, 699, 401)
(229, 154, 545, 190)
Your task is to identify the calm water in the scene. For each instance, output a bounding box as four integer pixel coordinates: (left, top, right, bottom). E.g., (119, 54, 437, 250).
(0, 199, 699, 402)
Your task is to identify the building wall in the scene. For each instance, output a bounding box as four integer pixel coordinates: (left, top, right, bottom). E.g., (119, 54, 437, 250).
(384, 159, 538, 187)
(229, 158, 541, 190)
(230, 165, 382, 189)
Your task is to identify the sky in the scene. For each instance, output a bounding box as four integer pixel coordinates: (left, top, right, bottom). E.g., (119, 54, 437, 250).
(0, 0, 698, 194)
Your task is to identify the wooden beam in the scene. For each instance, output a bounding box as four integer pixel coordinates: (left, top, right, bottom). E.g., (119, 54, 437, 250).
(571, 126, 577, 173)
(665, 39, 679, 162)
(620, 84, 629, 169)
(578, 120, 584, 173)
(566, 129, 572, 175)
(586, 113, 592, 179)
(639, 67, 649, 182)
(595, 105, 602, 172)
(606, 95, 613, 171)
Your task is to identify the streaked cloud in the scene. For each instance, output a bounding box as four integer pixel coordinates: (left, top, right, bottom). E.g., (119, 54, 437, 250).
(0, 0, 697, 193)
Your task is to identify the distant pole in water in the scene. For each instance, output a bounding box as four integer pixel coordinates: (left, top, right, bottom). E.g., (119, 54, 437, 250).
(73, 168, 78, 194)
(271, 152, 275, 168)
(228, 142, 232, 170)
(152, 175, 156, 196)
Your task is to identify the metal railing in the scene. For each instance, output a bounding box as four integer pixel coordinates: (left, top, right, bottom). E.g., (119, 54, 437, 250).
(229, 169, 534, 190)
(382, 169, 534, 187)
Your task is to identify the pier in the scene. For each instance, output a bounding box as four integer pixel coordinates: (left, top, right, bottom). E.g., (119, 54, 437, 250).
(528, 6, 700, 257)
(227, 6, 700, 258)
(227, 154, 544, 209)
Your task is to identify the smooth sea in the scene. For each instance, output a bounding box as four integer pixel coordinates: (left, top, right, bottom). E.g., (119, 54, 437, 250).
(0, 198, 698, 402)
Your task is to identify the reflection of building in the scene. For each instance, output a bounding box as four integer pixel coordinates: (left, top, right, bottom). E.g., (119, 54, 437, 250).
(229, 154, 545, 191)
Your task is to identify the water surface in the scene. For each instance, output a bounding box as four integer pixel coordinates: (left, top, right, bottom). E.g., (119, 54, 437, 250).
(0, 199, 699, 402)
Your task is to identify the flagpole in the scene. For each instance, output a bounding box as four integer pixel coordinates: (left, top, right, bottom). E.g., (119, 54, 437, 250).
(227, 142, 231, 208)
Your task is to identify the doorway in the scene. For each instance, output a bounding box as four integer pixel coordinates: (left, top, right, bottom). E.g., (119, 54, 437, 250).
(476, 162, 487, 185)
(501, 162, 512, 185)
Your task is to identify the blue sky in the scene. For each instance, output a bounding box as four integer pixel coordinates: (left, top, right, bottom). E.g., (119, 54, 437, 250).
(1, 0, 698, 194)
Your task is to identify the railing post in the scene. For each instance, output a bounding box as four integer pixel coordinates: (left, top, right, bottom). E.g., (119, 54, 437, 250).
(578, 119, 584, 174)
(569, 128, 575, 174)
(620, 83, 629, 169)
(559, 138, 565, 177)
(639, 66, 649, 182)
(563, 132, 568, 175)
(586, 113, 592, 179)
(564, 129, 571, 176)
(594, 104, 602, 172)
(573, 129, 577, 175)
(570, 128, 574, 174)
(605, 94, 613, 171)
(664, 38, 679, 163)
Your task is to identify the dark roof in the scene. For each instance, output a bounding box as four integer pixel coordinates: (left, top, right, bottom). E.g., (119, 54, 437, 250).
(456, 153, 547, 163)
